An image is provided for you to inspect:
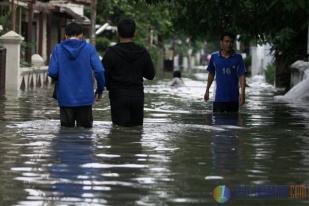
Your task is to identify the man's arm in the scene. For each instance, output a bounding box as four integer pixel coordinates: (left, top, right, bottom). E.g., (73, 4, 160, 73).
(204, 54, 215, 102)
(48, 46, 59, 80)
(239, 75, 246, 106)
(238, 54, 246, 106)
(102, 48, 112, 91)
(90, 46, 105, 99)
(143, 51, 155, 80)
(204, 72, 214, 102)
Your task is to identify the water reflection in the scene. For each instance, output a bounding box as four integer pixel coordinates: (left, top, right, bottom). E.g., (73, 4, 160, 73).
(0, 95, 6, 121)
(49, 128, 102, 202)
(1, 76, 309, 205)
(210, 113, 242, 176)
(96, 126, 146, 205)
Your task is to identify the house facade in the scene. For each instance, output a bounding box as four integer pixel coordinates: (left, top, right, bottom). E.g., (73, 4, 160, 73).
(0, 0, 91, 64)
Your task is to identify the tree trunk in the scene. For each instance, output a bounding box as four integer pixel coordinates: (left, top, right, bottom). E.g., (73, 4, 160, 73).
(274, 51, 290, 90)
(26, 0, 34, 64)
(11, 0, 16, 31)
(90, 0, 97, 45)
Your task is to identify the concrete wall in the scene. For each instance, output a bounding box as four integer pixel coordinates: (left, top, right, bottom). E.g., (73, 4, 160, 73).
(250, 44, 273, 76)
(0, 31, 51, 92)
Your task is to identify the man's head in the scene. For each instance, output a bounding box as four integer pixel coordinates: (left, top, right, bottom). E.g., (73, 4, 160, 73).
(220, 32, 235, 53)
(117, 18, 136, 38)
(65, 22, 83, 38)
(173, 71, 181, 78)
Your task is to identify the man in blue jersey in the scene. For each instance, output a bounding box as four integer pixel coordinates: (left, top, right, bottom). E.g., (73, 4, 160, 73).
(48, 22, 105, 128)
(204, 32, 246, 112)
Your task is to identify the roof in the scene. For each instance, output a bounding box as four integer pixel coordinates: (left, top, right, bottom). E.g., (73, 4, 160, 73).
(49, 0, 92, 6)
(0, 0, 90, 23)
(70, 0, 91, 5)
(57, 6, 90, 23)
(32, 1, 91, 24)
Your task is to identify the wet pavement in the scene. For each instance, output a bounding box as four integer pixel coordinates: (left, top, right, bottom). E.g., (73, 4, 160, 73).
(0, 74, 309, 205)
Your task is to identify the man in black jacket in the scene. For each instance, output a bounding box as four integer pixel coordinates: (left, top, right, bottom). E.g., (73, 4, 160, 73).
(102, 18, 155, 126)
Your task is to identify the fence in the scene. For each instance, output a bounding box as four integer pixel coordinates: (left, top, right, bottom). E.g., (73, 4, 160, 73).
(19, 66, 50, 90)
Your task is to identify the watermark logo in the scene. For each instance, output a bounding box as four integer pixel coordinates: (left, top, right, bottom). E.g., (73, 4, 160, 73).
(212, 184, 308, 203)
(213, 185, 231, 203)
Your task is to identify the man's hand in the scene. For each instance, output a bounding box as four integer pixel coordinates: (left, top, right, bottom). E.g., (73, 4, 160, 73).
(95, 90, 103, 101)
(239, 93, 245, 106)
(204, 90, 210, 102)
(239, 75, 246, 106)
(95, 93, 102, 101)
(96, 93, 102, 101)
(204, 73, 214, 102)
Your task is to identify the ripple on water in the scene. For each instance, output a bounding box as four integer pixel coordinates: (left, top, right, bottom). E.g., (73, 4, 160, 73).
(1, 77, 309, 205)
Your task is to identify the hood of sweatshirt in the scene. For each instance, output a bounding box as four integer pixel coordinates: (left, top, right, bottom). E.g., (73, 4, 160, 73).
(61, 39, 87, 59)
(110, 42, 147, 63)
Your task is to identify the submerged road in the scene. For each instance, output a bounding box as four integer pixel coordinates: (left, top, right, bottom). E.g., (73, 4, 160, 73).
(0, 74, 309, 205)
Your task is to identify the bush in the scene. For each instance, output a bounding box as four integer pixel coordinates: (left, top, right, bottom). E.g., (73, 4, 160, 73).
(96, 37, 111, 53)
(148, 46, 162, 78)
(0, 14, 10, 35)
(265, 63, 275, 84)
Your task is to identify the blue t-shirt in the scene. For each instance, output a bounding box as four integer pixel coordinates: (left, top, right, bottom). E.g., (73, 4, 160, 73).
(207, 51, 246, 102)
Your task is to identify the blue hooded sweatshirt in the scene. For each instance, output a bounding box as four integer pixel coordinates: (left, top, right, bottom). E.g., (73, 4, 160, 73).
(48, 39, 105, 107)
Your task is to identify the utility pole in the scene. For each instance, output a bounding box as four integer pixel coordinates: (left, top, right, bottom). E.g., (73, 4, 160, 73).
(90, 0, 97, 45)
(26, 0, 35, 63)
(307, 20, 309, 61)
(11, 0, 16, 31)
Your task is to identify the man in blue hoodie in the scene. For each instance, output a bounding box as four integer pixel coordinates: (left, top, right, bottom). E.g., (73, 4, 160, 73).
(48, 22, 105, 128)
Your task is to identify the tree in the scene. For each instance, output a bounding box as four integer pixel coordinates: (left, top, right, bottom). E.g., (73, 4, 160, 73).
(167, 0, 309, 88)
(96, 0, 174, 74)
(96, 0, 173, 46)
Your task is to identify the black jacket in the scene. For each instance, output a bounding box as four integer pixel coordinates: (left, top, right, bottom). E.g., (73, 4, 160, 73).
(102, 42, 155, 91)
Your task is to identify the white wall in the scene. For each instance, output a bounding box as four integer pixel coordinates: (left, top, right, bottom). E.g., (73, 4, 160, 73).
(250, 43, 273, 76)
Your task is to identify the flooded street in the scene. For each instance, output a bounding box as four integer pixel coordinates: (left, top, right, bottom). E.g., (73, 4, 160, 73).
(1, 74, 309, 205)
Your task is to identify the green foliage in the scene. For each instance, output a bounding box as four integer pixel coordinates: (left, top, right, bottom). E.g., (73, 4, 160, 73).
(0, 16, 5, 26)
(0, 14, 9, 34)
(265, 63, 275, 85)
(96, 0, 173, 75)
(95, 0, 308, 87)
(191, 40, 206, 55)
(20, 41, 33, 67)
(96, 0, 173, 47)
(171, 35, 205, 61)
(165, 0, 308, 87)
(147, 46, 162, 77)
(168, 0, 308, 45)
(96, 37, 112, 53)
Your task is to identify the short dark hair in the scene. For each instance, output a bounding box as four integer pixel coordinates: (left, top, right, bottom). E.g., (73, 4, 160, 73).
(117, 18, 136, 38)
(173, 71, 181, 78)
(220, 32, 236, 41)
(65, 22, 83, 37)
